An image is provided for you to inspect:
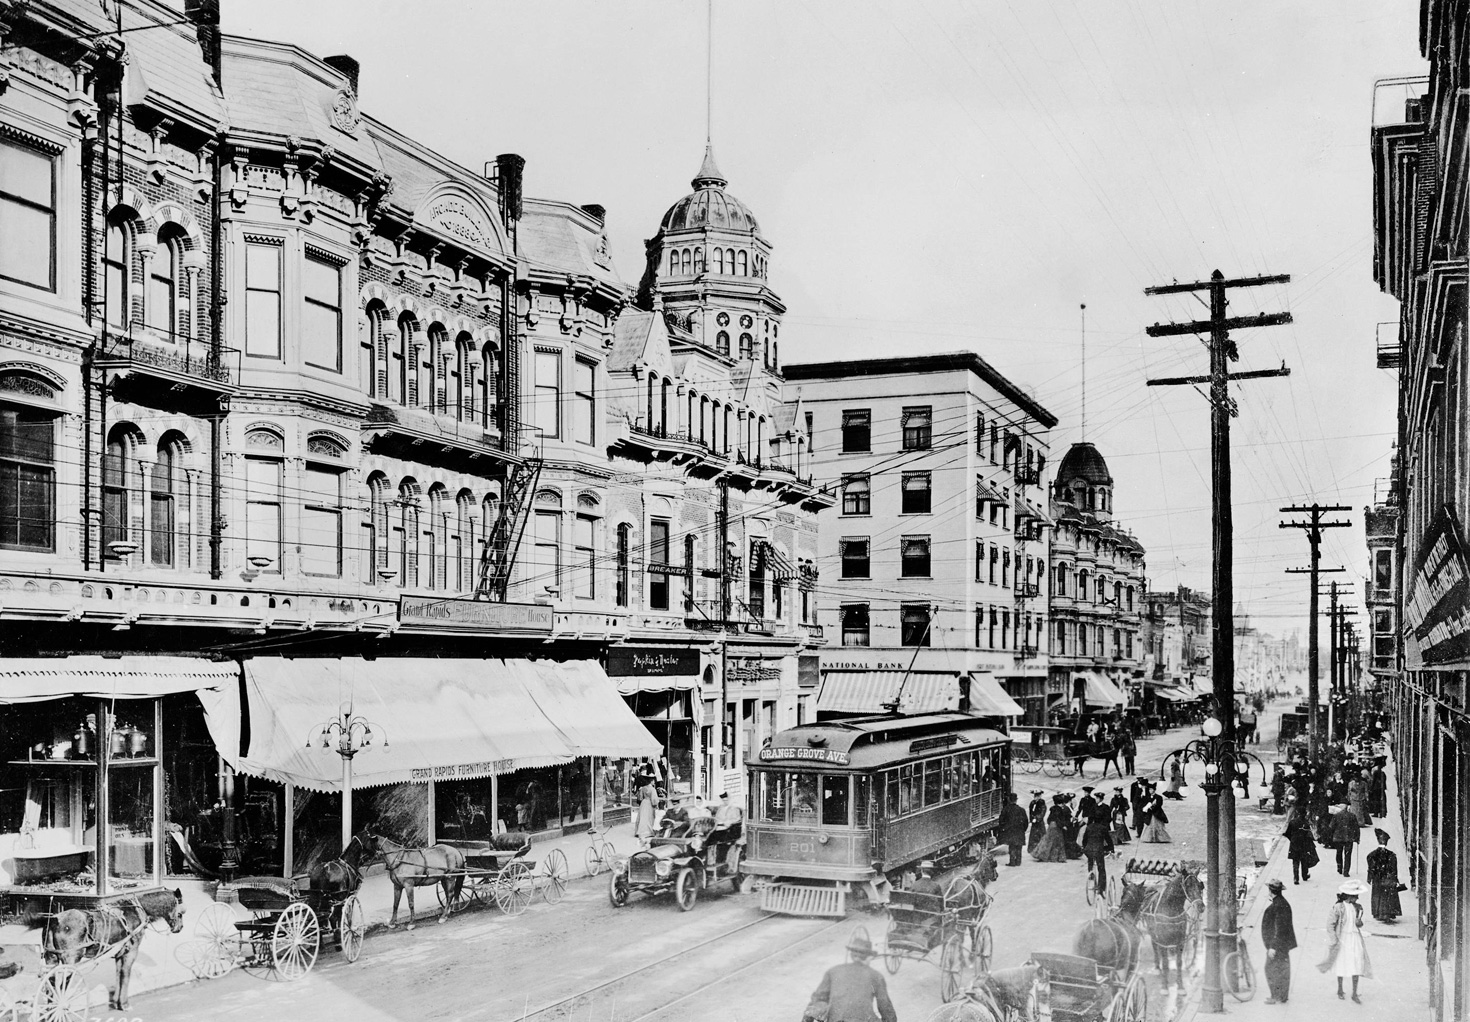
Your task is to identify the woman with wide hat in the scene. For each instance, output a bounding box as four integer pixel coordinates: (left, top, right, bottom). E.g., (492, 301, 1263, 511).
(1318, 879, 1373, 1003)
(1031, 794, 1071, 862)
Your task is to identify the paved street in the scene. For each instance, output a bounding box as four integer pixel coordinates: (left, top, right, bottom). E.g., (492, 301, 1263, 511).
(127, 703, 1304, 1022)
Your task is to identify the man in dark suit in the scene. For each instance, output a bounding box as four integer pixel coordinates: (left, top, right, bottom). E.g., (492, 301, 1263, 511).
(1080, 807, 1115, 897)
(806, 930, 898, 1022)
(1129, 777, 1147, 836)
(998, 792, 1030, 867)
(1260, 878, 1297, 1004)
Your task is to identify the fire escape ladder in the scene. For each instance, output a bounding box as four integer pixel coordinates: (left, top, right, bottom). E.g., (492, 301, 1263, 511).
(475, 457, 542, 601)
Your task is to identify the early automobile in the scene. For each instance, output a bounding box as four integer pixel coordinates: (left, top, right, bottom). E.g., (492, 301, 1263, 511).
(608, 816, 745, 911)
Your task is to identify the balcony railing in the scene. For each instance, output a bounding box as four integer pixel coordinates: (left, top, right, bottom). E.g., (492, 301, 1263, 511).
(1013, 464, 1041, 487)
(1016, 643, 1039, 660)
(95, 328, 239, 390)
(1014, 581, 1040, 600)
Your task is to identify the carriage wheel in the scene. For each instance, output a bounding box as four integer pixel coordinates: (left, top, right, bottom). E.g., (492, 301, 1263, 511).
(1085, 868, 1098, 906)
(1221, 950, 1256, 1002)
(34, 965, 86, 1022)
(191, 902, 240, 979)
(1110, 974, 1148, 1022)
(338, 894, 366, 964)
(434, 876, 471, 914)
(270, 902, 320, 981)
(972, 924, 994, 974)
(1043, 760, 1067, 778)
(542, 848, 568, 905)
(608, 871, 629, 908)
(0, 984, 16, 1022)
(940, 934, 966, 1003)
(881, 918, 902, 975)
(495, 860, 533, 917)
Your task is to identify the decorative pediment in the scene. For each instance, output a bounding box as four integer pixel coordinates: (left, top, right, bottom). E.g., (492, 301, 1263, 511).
(415, 187, 506, 257)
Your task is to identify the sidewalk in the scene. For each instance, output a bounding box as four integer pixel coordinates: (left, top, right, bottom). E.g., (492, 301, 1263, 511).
(1176, 749, 1432, 1021)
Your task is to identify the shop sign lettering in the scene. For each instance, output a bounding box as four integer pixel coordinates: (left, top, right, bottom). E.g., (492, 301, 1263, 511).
(1406, 506, 1470, 668)
(399, 597, 553, 634)
(607, 647, 700, 677)
(409, 759, 517, 781)
(758, 746, 850, 765)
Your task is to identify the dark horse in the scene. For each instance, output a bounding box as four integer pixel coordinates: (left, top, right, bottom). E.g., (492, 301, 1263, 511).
(303, 830, 371, 895)
(1072, 900, 1143, 977)
(1121, 868, 1203, 989)
(361, 826, 465, 930)
(43, 887, 186, 1011)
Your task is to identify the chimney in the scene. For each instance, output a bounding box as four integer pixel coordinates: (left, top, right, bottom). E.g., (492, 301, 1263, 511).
(324, 55, 360, 97)
(580, 204, 606, 224)
(496, 153, 525, 223)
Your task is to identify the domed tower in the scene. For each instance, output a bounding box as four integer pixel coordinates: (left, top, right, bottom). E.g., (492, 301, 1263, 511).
(1055, 441, 1115, 518)
(635, 146, 787, 373)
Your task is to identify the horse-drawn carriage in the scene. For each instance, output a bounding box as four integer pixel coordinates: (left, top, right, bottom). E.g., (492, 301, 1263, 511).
(609, 816, 744, 911)
(1028, 951, 1148, 1022)
(1115, 857, 1202, 991)
(881, 875, 995, 1003)
(434, 835, 568, 918)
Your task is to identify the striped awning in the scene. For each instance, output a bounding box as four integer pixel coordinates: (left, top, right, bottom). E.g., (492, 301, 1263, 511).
(757, 540, 797, 583)
(1015, 499, 1055, 527)
(818, 671, 960, 715)
(969, 673, 1025, 718)
(976, 480, 1006, 505)
(1153, 687, 1193, 703)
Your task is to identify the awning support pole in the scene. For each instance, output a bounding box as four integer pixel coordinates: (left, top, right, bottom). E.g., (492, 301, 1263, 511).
(341, 752, 353, 855)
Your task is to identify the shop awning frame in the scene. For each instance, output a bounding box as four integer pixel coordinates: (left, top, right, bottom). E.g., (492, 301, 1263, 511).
(1079, 672, 1127, 707)
(0, 656, 238, 704)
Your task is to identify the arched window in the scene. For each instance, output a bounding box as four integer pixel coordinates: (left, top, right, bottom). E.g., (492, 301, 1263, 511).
(725, 249, 735, 274)
(668, 250, 679, 276)
(454, 333, 474, 421)
(480, 342, 498, 429)
(102, 425, 136, 558)
(426, 325, 447, 413)
(147, 228, 182, 338)
(645, 373, 657, 433)
(573, 495, 599, 600)
(693, 248, 704, 274)
(149, 435, 184, 566)
(756, 417, 766, 468)
(454, 490, 475, 592)
(103, 219, 131, 327)
(361, 302, 386, 398)
(660, 377, 670, 434)
(723, 405, 732, 454)
(531, 490, 563, 596)
(426, 484, 447, 590)
(392, 315, 415, 404)
(680, 250, 692, 275)
(396, 479, 421, 587)
(0, 371, 60, 551)
(739, 333, 753, 359)
(771, 341, 779, 372)
(363, 472, 390, 584)
(736, 250, 747, 276)
(716, 330, 730, 356)
(714, 249, 725, 274)
(699, 396, 709, 445)
(615, 522, 631, 608)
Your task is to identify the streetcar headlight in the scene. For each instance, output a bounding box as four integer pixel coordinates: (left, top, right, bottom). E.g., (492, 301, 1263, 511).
(655, 859, 672, 877)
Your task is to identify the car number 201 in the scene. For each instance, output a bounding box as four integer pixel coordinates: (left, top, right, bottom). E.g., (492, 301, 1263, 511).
(788, 839, 816, 856)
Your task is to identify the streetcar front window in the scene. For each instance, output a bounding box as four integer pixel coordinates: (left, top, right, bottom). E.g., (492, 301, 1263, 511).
(821, 775, 850, 827)
(758, 770, 785, 823)
(791, 772, 819, 823)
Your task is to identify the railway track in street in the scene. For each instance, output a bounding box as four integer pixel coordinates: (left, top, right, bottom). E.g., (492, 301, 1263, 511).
(518, 909, 848, 1021)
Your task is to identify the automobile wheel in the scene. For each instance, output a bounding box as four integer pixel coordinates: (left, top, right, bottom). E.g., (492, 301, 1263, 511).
(608, 871, 628, 908)
(674, 868, 698, 912)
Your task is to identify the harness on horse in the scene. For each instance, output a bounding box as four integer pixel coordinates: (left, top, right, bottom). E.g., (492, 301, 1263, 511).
(43, 897, 160, 963)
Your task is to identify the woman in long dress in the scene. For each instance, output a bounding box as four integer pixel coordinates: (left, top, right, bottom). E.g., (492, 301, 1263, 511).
(1030, 795, 1070, 862)
(634, 782, 657, 848)
(1364, 829, 1403, 921)
(1140, 790, 1171, 843)
(1318, 881, 1373, 1002)
(1348, 773, 1371, 825)
(1163, 758, 1185, 799)
(1026, 791, 1048, 855)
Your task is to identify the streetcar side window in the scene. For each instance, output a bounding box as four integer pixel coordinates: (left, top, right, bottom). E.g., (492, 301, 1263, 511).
(855, 775, 871, 828)
(941, 757, 954, 801)
(759, 770, 785, 823)
(985, 750, 1000, 790)
(898, 765, 913, 815)
(791, 772, 819, 822)
(969, 751, 982, 793)
(923, 759, 942, 806)
(957, 754, 972, 798)
(821, 775, 850, 827)
(886, 770, 900, 818)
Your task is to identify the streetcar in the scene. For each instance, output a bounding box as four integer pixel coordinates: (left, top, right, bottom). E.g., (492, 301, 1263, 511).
(742, 712, 1011, 916)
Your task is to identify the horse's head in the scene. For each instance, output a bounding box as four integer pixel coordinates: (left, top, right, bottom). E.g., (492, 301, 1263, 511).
(976, 850, 999, 887)
(1117, 879, 1148, 917)
(1177, 868, 1203, 906)
(165, 888, 186, 933)
(353, 828, 380, 861)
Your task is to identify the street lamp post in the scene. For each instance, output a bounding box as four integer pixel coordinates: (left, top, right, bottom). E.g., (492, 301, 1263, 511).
(1162, 716, 1267, 1014)
(309, 706, 386, 853)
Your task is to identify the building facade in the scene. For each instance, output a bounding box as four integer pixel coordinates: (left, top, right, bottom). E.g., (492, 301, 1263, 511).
(1140, 585, 1213, 713)
(784, 353, 1056, 724)
(1046, 442, 1146, 719)
(0, 0, 827, 892)
(1370, 2, 1468, 1017)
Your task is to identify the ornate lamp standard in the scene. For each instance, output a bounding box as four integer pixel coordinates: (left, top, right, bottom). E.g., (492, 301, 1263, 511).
(309, 704, 387, 852)
(1161, 717, 1266, 1013)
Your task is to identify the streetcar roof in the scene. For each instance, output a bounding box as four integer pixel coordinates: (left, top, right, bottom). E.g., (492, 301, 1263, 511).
(747, 712, 1009, 771)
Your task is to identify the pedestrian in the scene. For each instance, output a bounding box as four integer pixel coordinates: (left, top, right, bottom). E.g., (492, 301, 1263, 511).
(1129, 777, 1147, 837)
(1080, 809, 1114, 897)
(1026, 789, 1047, 856)
(1348, 772, 1370, 825)
(1318, 880, 1373, 1003)
(804, 930, 898, 1022)
(1099, 732, 1123, 779)
(1368, 759, 1388, 819)
(1140, 788, 1171, 843)
(1109, 787, 1132, 846)
(1329, 803, 1361, 876)
(998, 792, 1029, 867)
(634, 779, 658, 848)
(1062, 793, 1084, 860)
(1031, 794, 1070, 862)
(1271, 764, 1288, 815)
(1261, 878, 1298, 1004)
(1285, 802, 1319, 883)
(1120, 729, 1137, 776)
(1364, 829, 1403, 922)
(1163, 757, 1186, 800)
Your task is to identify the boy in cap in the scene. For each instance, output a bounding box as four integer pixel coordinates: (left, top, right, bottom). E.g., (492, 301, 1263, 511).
(1261, 878, 1297, 1003)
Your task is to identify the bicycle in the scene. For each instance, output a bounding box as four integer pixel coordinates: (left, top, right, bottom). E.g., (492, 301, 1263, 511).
(1221, 924, 1257, 1002)
(583, 826, 618, 877)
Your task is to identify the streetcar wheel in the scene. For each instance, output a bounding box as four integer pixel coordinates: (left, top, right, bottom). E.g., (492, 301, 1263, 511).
(608, 872, 629, 908)
(974, 924, 994, 974)
(34, 965, 86, 1022)
(192, 902, 239, 979)
(674, 868, 698, 912)
(271, 902, 320, 981)
(585, 844, 603, 878)
(1221, 950, 1256, 1002)
(941, 935, 965, 1003)
(495, 860, 533, 917)
(338, 894, 365, 964)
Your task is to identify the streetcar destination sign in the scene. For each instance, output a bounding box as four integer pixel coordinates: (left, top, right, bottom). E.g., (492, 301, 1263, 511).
(758, 747, 851, 765)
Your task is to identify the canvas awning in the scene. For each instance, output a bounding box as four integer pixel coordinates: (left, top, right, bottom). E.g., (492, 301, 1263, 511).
(976, 480, 1006, 505)
(818, 671, 959, 715)
(1079, 672, 1127, 707)
(0, 656, 238, 704)
(1153, 687, 1192, 703)
(968, 672, 1026, 717)
(756, 540, 797, 583)
(614, 674, 700, 695)
(197, 657, 656, 792)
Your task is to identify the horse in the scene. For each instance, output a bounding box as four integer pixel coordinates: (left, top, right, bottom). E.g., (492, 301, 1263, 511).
(925, 964, 1040, 1022)
(1072, 881, 1144, 978)
(1121, 868, 1203, 989)
(304, 830, 371, 896)
(43, 887, 186, 1011)
(361, 826, 466, 929)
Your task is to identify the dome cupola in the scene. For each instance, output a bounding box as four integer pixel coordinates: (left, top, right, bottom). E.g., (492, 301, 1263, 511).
(1056, 441, 1115, 517)
(659, 145, 761, 233)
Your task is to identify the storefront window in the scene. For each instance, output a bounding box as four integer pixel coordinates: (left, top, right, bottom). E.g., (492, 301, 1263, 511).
(434, 778, 496, 842)
(501, 763, 594, 833)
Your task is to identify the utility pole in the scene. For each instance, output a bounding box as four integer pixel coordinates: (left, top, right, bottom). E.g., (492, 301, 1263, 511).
(1279, 505, 1352, 759)
(1145, 269, 1291, 1015)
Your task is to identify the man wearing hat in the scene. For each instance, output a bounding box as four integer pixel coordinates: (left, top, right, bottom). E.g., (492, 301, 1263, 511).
(807, 930, 898, 1022)
(1260, 878, 1297, 1004)
(998, 792, 1030, 867)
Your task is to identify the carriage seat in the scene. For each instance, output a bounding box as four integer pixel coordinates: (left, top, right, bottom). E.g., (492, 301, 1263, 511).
(488, 831, 532, 853)
(888, 890, 946, 949)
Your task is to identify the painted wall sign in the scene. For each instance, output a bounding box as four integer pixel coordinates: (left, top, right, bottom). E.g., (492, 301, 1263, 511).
(606, 647, 700, 677)
(399, 597, 553, 633)
(758, 746, 851, 765)
(1406, 506, 1470, 668)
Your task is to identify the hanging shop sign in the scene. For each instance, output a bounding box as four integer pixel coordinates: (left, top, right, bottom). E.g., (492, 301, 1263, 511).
(797, 655, 821, 689)
(1406, 505, 1470, 668)
(606, 647, 701, 677)
(399, 597, 553, 634)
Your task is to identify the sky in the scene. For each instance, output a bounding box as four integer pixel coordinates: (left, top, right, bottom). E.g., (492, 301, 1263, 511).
(222, 0, 1428, 645)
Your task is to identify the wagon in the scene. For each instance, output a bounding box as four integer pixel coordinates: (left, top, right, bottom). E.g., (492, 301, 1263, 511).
(0, 942, 129, 1022)
(881, 877, 994, 1003)
(435, 840, 568, 918)
(1028, 951, 1147, 1022)
(183, 875, 365, 982)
